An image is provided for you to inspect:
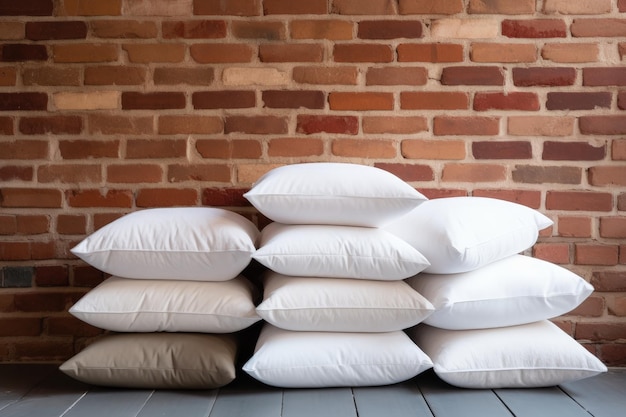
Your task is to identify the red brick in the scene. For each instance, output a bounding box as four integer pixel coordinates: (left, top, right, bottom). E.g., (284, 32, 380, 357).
(158, 115, 221, 135)
(268, 138, 324, 157)
(583, 68, 626, 86)
(471, 42, 537, 63)
(297, 115, 358, 135)
(0, 92, 47, 111)
(333, 44, 394, 63)
(571, 19, 626, 37)
(38, 164, 101, 184)
(546, 191, 613, 212)
(122, 92, 185, 110)
(543, 141, 606, 161)
(402, 139, 466, 160)
(293, 66, 358, 85)
(332, 139, 397, 159)
(600, 217, 626, 239)
(508, 116, 574, 136)
(620, 193, 626, 211)
(580, 116, 626, 135)
(196, 139, 262, 159)
(0, 66, 16, 86)
(474, 92, 539, 111)
(0, 0, 53, 15)
(89, 115, 153, 135)
(202, 188, 250, 206)
(19, 116, 82, 135)
(0, 166, 32, 182)
(72, 265, 106, 287)
(16, 215, 49, 234)
(0, 216, 16, 235)
(502, 19, 566, 38)
(366, 67, 428, 86)
(332, 0, 395, 15)
(358, 20, 422, 39)
(22, 67, 80, 86)
(608, 296, 626, 317)
(90, 19, 155, 37)
(329, 92, 394, 111)
(512, 67, 576, 86)
(0, 241, 30, 260)
(135, 188, 198, 207)
(401, 92, 468, 110)
(433, 116, 500, 136)
(84, 65, 146, 85)
(193, 90, 255, 109)
(25, 21, 87, 40)
(532, 243, 570, 264)
(362, 116, 427, 134)
(168, 164, 231, 183)
(512, 165, 582, 185)
(61, 0, 121, 16)
(57, 214, 86, 235)
(59, 139, 119, 159)
(591, 271, 626, 292)
(190, 43, 254, 63)
(154, 67, 214, 85)
(263, 90, 325, 109)
(35, 265, 68, 287)
(260, 44, 324, 62)
(264, 0, 327, 14)
(14, 291, 78, 312)
(613, 140, 626, 160)
(472, 141, 532, 159)
(46, 316, 103, 337)
(126, 139, 186, 159)
(441, 66, 504, 85)
(232, 20, 286, 40)
(575, 244, 619, 266)
(290, 19, 353, 40)
(558, 216, 592, 238)
(162, 20, 226, 39)
(619, 92, 626, 111)
(589, 166, 626, 187)
(399, 0, 463, 14)
(225, 116, 287, 135)
(1, 44, 47, 61)
(442, 163, 506, 182)
(0, 116, 13, 134)
(2, 140, 48, 159)
(53, 43, 118, 63)
(469, 0, 535, 14)
(194, 0, 261, 16)
(568, 296, 605, 317)
(107, 164, 162, 183)
(1, 188, 62, 208)
(374, 163, 434, 182)
(397, 43, 464, 62)
(542, 43, 599, 63)
(547, 92, 611, 111)
(0, 318, 41, 337)
(472, 189, 542, 209)
(123, 43, 185, 63)
(621, 0, 626, 12)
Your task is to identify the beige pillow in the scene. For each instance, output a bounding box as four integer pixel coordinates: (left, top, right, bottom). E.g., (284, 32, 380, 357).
(60, 333, 238, 389)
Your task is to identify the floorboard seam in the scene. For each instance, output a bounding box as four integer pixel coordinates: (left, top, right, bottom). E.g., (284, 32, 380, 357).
(58, 390, 88, 417)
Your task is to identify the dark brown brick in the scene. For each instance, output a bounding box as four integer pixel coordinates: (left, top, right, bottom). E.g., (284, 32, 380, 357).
(194, 0, 261, 16)
(547, 92, 612, 110)
(84, 65, 146, 85)
(162, 20, 227, 39)
(25, 21, 87, 40)
(262, 90, 325, 109)
(542, 141, 606, 161)
(441, 66, 504, 85)
(136, 188, 199, 208)
(154, 67, 214, 85)
(59, 139, 119, 159)
(297, 115, 358, 135)
(0, 0, 53, 16)
(35, 265, 69, 287)
(502, 19, 567, 38)
(512, 67, 576, 86)
(122, 92, 186, 110)
(0, 93, 47, 111)
(358, 20, 422, 39)
(472, 141, 532, 159)
(232, 21, 286, 40)
(580, 116, 626, 135)
(193, 91, 256, 109)
(260, 43, 324, 62)
(19, 116, 82, 135)
(512, 165, 582, 185)
(1, 44, 47, 61)
(583, 68, 626, 86)
(202, 188, 250, 207)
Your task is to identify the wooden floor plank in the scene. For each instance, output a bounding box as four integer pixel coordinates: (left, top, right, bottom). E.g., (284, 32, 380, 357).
(353, 381, 433, 417)
(61, 388, 153, 417)
(0, 365, 56, 412)
(0, 370, 88, 417)
(559, 370, 626, 417)
(416, 372, 513, 417)
(282, 388, 357, 417)
(209, 385, 282, 417)
(494, 387, 591, 417)
(136, 390, 218, 417)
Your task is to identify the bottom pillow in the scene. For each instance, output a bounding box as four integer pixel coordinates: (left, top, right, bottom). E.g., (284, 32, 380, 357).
(60, 333, 238, 389)
(410, 321, 607, 389)
(243, 324, 432, 388)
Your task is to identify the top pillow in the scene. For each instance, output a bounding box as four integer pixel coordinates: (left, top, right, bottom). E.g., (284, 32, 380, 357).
(385, 197, 553, 274)
(71, 207, 259, 281)
(243, 163, 427, 227)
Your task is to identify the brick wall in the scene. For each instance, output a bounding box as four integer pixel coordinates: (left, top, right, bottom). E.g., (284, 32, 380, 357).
(0, 0, 625, 365)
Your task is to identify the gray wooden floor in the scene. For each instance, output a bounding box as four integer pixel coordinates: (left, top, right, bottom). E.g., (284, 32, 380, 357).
(0, 365, 624, 417)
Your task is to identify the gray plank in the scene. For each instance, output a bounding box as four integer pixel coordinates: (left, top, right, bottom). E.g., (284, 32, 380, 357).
(0, 370, 88, 417)
(354, 381, 433, 417)
(560, 370, 626, 417)
(282, 388, 357, 417)
(137, 390, 218, 417)
(416, 372, 513, 417)
(0, 365, 55, 411)
(61, 388, 153, 417)
(209, 386, 282, 417)
(494, 387, 591, 417)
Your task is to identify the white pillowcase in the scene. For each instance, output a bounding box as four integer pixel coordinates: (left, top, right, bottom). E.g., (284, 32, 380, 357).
(70, 275, 261, 333)
(410, 321, 607, 389)
(71, 207, 259, 281)
(253, 223, 429, 280)
(243, 163, 427, 227)
(385, 197, 553, 274)
(406, 255, 594, 330)
(256, 271, 434, 332)
(243, 324, 433, 388)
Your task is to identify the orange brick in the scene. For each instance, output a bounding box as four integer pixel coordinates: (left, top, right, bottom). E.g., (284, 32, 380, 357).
(91, 20, 156, 38)
(293, 66, 358, 85)
(362, 116, 428, 134)
(401, 92, 468, 110)
(84, 65, 147, 85)
(399, 0, 463, 15)
(533, 243, 570, 264)
(366, 67, 427, 86)
(194, 0, 261, 16)
(3, 140, 48, 159)
(600, 217, 626, 239)
(16, 215, 49, 234)
(441, 163, 507, 182)
(472, 189, 542, 209)
(61, 0, 122, 16)
(558, 216, 592, 238)
(329, 92, 394, 110)
(1, 188, 62, 208)
(397, 43, 464, 62)
(123, 43, 186, 63)
(374, 163, 434, 182)
(333, 44, 394, 63)
(332, 0, 395, 15)
(331, 139, 397, 158)
(38, 164, 101, 184)
(259, 43, 324, 63)
(571, 19, 626, 37)
(126, 139, 186, 159)
(196, 139, 262, 159)
(402, 139, 466, 160)
(53, 44, 118, 63)
(608, 296, 626, 317)
(542, 43, 599, 63)
(66, 189, 133, 208)
(575, 244, 619, 266)
(508, 116, 574, 136)
(168, 164, 231, 183)
(158, 115, 222, 135)
(23, 67, 79, 87)
(268, 138, 324, 157)
(57, 214, 86, 235)
(88, 115, 153, 135)
(163, 20, 227, 39)
(123, 0, 193, 16)
(224, 116, 288, 135)
(106, 164, 163, 183)
(291, 20, 353, 40)
(264, 0, 328, 14)
(469, 0, 535, 14)
(543, 0, 611, 14)
(433, 116, 500, 136)
(471, 42, 537, 63)
(589, 166, 626, 187)
(190, 44, 254, 63)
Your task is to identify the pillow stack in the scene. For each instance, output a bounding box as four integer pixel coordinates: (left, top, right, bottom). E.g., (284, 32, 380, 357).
(242, 163, 435, 388)
(384, 197, 608, 388)
(60, 207, 262, 389)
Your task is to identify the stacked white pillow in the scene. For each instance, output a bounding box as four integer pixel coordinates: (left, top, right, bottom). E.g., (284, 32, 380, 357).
(385, 197, 607, 388)
(242, 163, 434, 388)
(61, 207, 262, 389)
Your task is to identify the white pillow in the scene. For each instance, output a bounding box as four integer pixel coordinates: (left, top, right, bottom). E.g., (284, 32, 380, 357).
(71, 207, 259, 281)
(69, 275, 261, 333)
(243, 324, 433, 388)
(410, 321, 607, 389)
(406, 255, 594, 330)
(385, 197, 553, 274)
(256, 271, 434, 332)
(243, 163, 427, 227)
(60, 333, 238, 389)
(253, 223, 430, 280)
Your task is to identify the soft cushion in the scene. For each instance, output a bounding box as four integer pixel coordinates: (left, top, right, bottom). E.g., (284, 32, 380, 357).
(69, 275, 261, 333)
(71, 207, 259, 281)
(253, 223, 429, 280)
(410, 321, 607, 389)
(385, 197, 553, 274)
(256, 271, 434, 332)
(243, 163, 427, 227)
(243, 324, 433, 388)
(60, 333, 238, 389)
(406, 255, 594, 330)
